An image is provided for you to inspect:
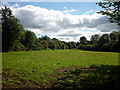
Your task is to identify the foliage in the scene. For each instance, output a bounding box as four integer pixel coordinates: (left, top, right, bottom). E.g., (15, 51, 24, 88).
(96, 1, 120, 52)
(96, 2, 120, 24)
(13, 43, 25, 51)
(90, 34, 100, 45)
(2, 6, 24, 52)
(24, 30, 37, 50)
(78, 31, 119, 52)
(79, 36, 87, 45)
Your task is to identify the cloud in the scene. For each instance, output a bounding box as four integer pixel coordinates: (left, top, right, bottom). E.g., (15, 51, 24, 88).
(58, 33, 82, 37)
(63, 9, 78, 13)
(9, 5, 118, 42)
(96, 23, 118, 32)
(56, 28, 102, 42)
(86, 10, 94, 14)
(64, 6, 67, 9)
(11, 3, 20, 8)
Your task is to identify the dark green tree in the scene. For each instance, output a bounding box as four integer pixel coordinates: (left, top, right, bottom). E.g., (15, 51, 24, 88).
(99, 34, 110, 44)
(51, 38, 60, 49)
(40, 40, 49, 50)
(110, 31, 119, 42)
(79, 36, 87, 45)
(59, 41, 66, 49)
(67, 42, 72, 49)
(97, 1, 120, 52)
(90, 34, 100, 45)
(41, 35, 51, 41)
(2, 6, 24, 51)
(109, 31, 119, 51)
(70, 41, 76, 48)
(98, 34, 110, 51)
(24, 30, 37, 50)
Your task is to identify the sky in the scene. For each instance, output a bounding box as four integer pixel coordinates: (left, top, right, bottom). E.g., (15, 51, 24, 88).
(1, 0, 103, 2)
(1, 0, 120, 2)
(0, 0, 118, 42)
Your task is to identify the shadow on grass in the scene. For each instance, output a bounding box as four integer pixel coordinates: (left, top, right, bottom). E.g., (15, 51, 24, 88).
(50, 65, 120, 89)
(2, 65, 120, 89)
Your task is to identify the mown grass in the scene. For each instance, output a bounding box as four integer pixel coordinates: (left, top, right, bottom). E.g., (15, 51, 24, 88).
(2, 50, 119, 88)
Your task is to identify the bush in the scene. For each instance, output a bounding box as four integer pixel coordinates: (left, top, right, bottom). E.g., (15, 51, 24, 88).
(78, 44, 94, 51)
(13, 43, 25, 51)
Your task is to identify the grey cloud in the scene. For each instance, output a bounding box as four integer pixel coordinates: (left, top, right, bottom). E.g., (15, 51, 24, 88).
(15, 9, 34, 28)
(83, 16, 118, 32)
(96, 23, 118, 32)
(83, 16, 109, 28)
(58, 33, 82, 37)
(59, 38, 70, 40)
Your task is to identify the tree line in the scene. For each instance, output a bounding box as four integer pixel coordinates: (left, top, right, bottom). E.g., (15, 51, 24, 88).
(78, 32, 119, 52)
(2, 6, 119, 52)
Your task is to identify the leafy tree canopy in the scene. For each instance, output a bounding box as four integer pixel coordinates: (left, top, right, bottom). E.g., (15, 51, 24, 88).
(96, 1, 120, 24)
(2, 6, 24, 51)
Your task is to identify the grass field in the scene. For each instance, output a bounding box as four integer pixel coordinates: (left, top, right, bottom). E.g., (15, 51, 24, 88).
(2, 50, 119, 88)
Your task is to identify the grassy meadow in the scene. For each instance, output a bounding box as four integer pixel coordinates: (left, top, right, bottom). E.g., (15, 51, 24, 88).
(2, 50, 119, 88)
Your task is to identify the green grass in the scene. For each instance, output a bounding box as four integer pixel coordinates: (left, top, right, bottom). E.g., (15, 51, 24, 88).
(2, 50, 119, 88)
(51, 65, 120, 89)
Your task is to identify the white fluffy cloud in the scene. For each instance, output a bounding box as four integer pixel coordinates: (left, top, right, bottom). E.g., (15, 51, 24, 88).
(86, 10, 94, 14)
(10, 5, 118, 42)
(12, 3, 19, 8)
(63, 9, 78, 13)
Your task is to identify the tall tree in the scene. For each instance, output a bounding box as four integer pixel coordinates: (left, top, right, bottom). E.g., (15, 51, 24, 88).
(70, 41, 76, 48)
(90, 34, 100, 45)
(98, 34, 110, 51)
(97, 1, 120, 52)
(24, 30, 37, 50)
(99, 34, 110, 45)
(51, 38, 60, 49)
(2, 6, 24, 51)
(109, 31, 119, 51)
(79, 36, 87, 45)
